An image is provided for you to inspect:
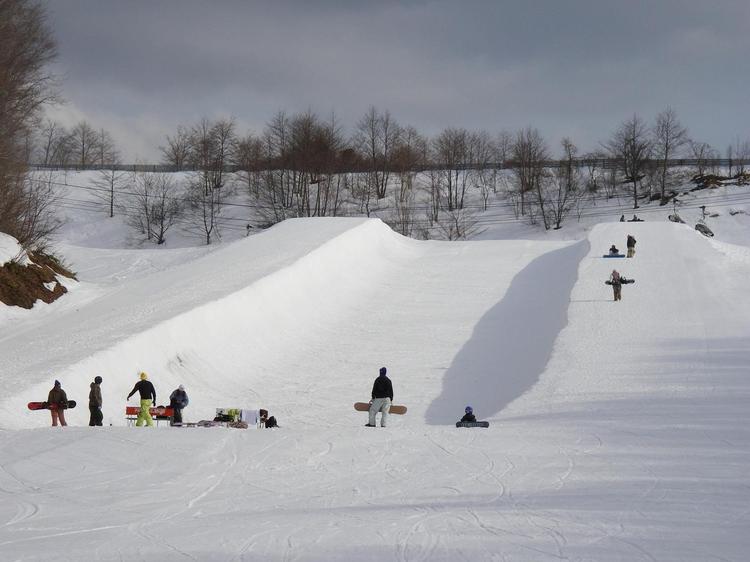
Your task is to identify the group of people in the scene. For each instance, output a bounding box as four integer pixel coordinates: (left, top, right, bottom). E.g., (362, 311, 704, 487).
(45, 372, 189, 427)
(608, 234, 637, 301)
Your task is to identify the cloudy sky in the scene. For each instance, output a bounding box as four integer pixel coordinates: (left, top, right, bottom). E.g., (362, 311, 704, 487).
(46, 0, 749, 161)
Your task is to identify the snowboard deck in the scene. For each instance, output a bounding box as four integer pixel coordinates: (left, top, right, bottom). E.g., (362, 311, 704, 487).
(28, 400, 76, 411)
(354, 402, 407, 415)
(456, 421, 490, 428)
(603, 254, 626, 258)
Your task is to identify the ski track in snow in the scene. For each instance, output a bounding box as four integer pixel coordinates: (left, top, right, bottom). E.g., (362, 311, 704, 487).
(0, 219, 749, 560)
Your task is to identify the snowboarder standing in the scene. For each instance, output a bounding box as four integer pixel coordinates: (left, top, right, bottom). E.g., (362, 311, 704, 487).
(88, 376, 103, 426)
(626, 234, 636, 258)
(169, 385, 189, 426)
(367, 367, 393, 428)
(609, 269, 623, 301)
(127, 372, 156, 427)
(48, 380, 68, 427)
(460, 406, 476, 423)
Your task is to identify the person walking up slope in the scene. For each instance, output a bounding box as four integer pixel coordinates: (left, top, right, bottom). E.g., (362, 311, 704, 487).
(367, 367, 393, 428)
(609, 269, 623, 301)
(89, 376, 103, 426)
(127, 372, 156, 427)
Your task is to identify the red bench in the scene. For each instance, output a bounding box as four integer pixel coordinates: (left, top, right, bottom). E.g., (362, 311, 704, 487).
(125, 405, 174, 426)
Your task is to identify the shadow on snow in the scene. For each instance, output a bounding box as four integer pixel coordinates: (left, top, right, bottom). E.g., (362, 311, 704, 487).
(425, 239, 590, 425)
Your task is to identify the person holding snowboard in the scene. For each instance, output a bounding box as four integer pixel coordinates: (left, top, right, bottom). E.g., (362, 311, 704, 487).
(460, 406, 476, 423)
(609, 269, 623, 301)
(169, 384, 189, 426)
(626, 234, 636, 258)
(127, 371, 156, 427)
(88, 376, 103, 426)
(367, 367, 393, 428)
(48, 380, 68, 427)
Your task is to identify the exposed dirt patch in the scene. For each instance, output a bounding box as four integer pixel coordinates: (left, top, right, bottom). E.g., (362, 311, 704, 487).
(0, 251, 77, 309)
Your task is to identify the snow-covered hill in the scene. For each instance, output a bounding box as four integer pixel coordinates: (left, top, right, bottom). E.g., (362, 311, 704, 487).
(1, 214, 749, 560)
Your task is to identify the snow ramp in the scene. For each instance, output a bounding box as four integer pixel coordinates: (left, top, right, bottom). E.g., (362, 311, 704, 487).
(3, 218, 574, 428)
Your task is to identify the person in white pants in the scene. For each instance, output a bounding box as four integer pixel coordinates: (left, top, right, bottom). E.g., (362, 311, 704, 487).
(367, 367, 393, 427)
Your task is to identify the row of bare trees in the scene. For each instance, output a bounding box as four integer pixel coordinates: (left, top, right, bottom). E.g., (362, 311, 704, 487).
(34, 119, 118, 168)
(151, 104, 746, 239)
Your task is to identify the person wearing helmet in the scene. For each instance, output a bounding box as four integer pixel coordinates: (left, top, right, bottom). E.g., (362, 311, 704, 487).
(169, 384, 189, 426)
(88, 376, 103, 426)
(127, 372, 156, 427)
(460, 406, 476, 423)
(366, 366, 393, 428)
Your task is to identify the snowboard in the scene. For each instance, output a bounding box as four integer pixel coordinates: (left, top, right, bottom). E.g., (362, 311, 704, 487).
(603, 254, 625, 258)
(605, 279, 635, 285)
(456, 421, 489, 428)
(28, 400, 77, 411)
(354, 402, 407, 415)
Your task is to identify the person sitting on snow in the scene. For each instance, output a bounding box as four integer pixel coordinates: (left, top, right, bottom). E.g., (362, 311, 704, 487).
(460, 406, 476, 423)
(609, 245, 620, 255)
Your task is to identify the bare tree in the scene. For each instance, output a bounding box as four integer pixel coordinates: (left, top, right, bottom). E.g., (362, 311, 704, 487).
(235, 131, 264, 197)
(70, 121, 99, 168)
(161, 126, 192, 171)
(689, 141, 716, 177)
(92, 166, 128, 218)
(604, 114, 651, 209)
(0, 0, 58, 244)
(511, 127, 549, 223)
(95, 128, 117, 168)
(149, 174, 181, 244)
(431, 127, 471, 211)
(545, 138, 582, 229)
(653, 107, 689, 203)
(354, 106, 400, 200)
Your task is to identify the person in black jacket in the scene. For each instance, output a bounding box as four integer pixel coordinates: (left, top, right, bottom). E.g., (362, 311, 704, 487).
(169, 385, 188, 426)
(127, 371, 156, 427)
(626, 234, 636, 258)
(367, 367, 393, 428)
(460, 406, 476, 423)
(88, 376, 103, 426)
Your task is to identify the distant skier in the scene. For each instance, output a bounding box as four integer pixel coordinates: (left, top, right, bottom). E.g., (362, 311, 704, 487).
(626, 234, 636, 258)
(127, 372, 156, 427)
(609, 245, 620, 256)
(48, 380, 68, 427)
(609, 269, 623, 301)
(169, 384, 189, 426)
(460, 406, 476, 423)
(88, 376, 103, 426)
(619, 214, 625, 222)
(366, 367, 393, 428)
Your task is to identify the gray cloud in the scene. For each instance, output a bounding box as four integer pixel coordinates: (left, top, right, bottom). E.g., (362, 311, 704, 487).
(47, 0, 750, 160)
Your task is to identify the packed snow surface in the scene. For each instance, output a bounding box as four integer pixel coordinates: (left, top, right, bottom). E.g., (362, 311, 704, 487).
(0, 232, 25, 266)
(1, 217, 749, 561)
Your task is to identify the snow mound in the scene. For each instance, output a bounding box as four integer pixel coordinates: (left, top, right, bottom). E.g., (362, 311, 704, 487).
(0, 232, 27, 265)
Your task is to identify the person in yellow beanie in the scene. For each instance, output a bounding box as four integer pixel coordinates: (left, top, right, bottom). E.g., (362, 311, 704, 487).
(127, 372, 156, 427)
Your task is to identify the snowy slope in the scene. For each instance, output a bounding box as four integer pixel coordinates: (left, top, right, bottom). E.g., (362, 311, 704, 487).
(1, 218, 749, 560)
